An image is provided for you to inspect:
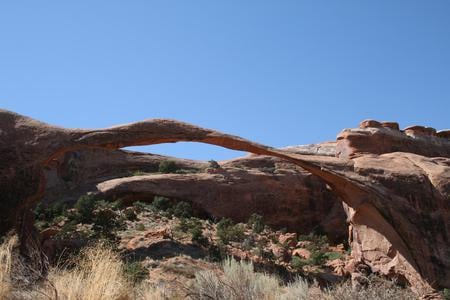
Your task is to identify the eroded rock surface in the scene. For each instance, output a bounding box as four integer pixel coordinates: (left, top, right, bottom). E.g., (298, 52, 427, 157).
(43, 148, 207, 204)
(95, 162, 346, 241)
(41, 148, 346, 241)
(336, 119, 450, 159)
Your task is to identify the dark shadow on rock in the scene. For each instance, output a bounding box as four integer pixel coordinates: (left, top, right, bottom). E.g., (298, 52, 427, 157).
(123, 240, 207, 261)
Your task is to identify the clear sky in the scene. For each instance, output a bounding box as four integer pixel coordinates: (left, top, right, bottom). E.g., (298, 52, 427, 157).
(1, 1, 449, 160)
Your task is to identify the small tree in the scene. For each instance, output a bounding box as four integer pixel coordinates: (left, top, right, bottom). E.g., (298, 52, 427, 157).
(173, 201, 192, 218)
(247, 213, 264, 233)
(158, 160, 178, 173)
(216, 218, 245, 244)
(152, 196, 171, 211)
(74, 195, 96, 222)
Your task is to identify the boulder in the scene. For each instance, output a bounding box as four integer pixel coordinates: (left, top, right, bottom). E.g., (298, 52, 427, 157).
(292, 248, 311, 259)
(278, 233, 297, 248)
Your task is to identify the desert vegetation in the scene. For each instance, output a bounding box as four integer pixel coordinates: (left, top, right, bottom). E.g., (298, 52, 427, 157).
(0, 234, 418, 300)
(0, 194, 421, 299)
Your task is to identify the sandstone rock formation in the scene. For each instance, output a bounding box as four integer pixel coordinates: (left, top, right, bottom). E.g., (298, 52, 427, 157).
(42, 148, 207, 204)
(0, 110, 448, 297)
(336, 119, 450, 158)
(42, 148, 347, 242)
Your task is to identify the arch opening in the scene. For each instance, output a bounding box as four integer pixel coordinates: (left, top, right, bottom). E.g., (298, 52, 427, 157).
(124, 142, 248, 161)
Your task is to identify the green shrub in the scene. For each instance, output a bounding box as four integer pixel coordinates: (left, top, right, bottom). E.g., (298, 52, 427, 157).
(56, 220, 92, 239)
(158, 160, 178, 173)
(207, 241, 227, 262)
(270, 235, 279, 244)
(173, 201, 192, 218)
(93, 209, 123, 229)
(131, 170, 148, 176)
(152, 196, 171, 211)
(247, 213, 264, 233)
(216, 218, 245, 244)
(298, 233, 329, 252)
(93, 200, 109, 209)
(442, 288, 450, 300)
(260, 167, 276, 174)
(74, 195, 96, 222)
(177, 218, 189, 233)
(175, 168, 199, 174)
(191, 226, 208, 246)
(309, 250, 327, 266)
(51, 215, 66, 225)
(175, 217, 208, 245)
(123, 208, 137, 221)
(291, 256, 308, 269)
(34, 202, 66, 222)
(109, 199, 124, 210)
(208, 160, 221, 169)
(123, 261, 148, 284)
(242, 236, 255, 251)
(290, 250, 327, 268)
(135, 223, 146, 231)
(133, 201, 153, 212)
(324, 251, 342, 260)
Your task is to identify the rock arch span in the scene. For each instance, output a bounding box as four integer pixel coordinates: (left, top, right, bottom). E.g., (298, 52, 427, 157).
(0, 109, 448, 297)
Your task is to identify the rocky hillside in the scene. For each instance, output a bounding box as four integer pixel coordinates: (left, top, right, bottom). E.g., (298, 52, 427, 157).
(0, 109, 449, 299)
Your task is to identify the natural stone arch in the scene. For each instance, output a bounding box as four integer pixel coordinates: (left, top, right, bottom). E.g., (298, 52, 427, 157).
(1, 109, 448, 297)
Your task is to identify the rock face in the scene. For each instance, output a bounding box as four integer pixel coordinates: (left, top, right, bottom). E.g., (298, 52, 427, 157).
(343, 153, 449, 293)
(0, 109, 449, 297)
(95, 161, 346, 241)
(43, 148, 207, 205)
(336, 119, 450, 159)
(41, 148, 346, 242)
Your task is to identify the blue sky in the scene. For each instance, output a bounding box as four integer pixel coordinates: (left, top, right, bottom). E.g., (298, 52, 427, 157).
(1, 1, 449, 160)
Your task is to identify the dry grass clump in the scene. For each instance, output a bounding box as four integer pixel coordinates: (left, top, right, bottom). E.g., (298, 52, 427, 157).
(0, 235, 17, 299)
(189, 257, 309, 300)
(321, 277, 417, 300)
(0, 236, 168, 300)
(280, 278, 310, 300)
(34, 244, 172, 300)
(189, 258, 417, 300)
(0, 236, 417, 300)
(39, 245, 130, 300)
(133, 283, 168, 300)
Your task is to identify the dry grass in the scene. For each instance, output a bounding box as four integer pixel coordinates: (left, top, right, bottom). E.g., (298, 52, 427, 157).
(0, 236, 168, 300)
(0, 236, 417, 300)
(188, 258, 417, 300)
(321, 277, 417, 300)
(280, 278, 309, 300)
(34, 244, 174, 300)
(133, 283, 168, 300)
(189, 258, 308, 300)
(40, 245, 130, 300)
(0, 235, 17, 299)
